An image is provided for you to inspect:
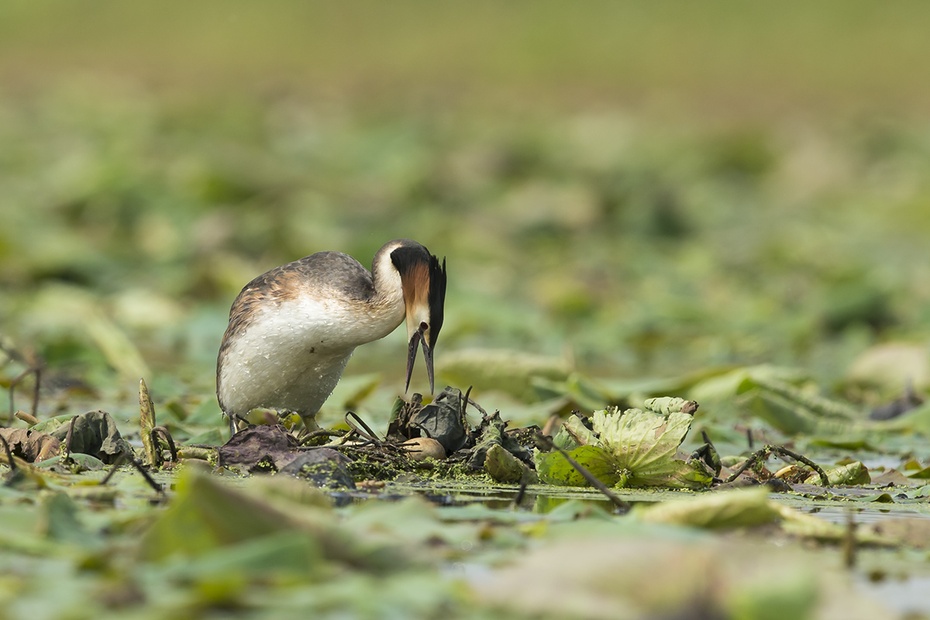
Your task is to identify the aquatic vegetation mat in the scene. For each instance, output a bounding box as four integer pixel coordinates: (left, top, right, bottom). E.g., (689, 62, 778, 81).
(5, 68, 930, 617)
(2, 371, 930, 618)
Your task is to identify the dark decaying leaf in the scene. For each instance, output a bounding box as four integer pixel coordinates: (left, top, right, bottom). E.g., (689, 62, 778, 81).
(218, 425, 355, 488)
(388, 386, 469, 455)
(217, 424, 299, 471)
(48, 410, 134, 464)
(0, 428, 61, 462)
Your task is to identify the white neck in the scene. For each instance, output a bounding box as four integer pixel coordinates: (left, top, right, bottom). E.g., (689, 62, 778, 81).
(358, 242, 407, 344)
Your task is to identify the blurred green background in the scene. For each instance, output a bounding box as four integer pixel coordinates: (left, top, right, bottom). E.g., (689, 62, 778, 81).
(2, 2, 930, 427)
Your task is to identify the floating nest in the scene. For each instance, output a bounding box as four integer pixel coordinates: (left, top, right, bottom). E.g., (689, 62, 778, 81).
(216, 387, 540, 489)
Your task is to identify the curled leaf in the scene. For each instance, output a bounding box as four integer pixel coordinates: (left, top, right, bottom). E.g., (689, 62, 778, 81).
(0, 428, 61, 462)
(49, 410, 133, 465)
(139, 379, 159, 467)
(804, 462, 870, 486)
(536, 400, 713, 490)
(485, 443, 532, 483)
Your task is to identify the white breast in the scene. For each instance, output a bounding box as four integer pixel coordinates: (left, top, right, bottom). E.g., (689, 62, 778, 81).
(217, 293, 404, 420)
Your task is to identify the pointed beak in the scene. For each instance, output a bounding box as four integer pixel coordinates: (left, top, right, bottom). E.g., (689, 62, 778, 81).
(405, 324, 435, 394)
(397, 246, 444, 396)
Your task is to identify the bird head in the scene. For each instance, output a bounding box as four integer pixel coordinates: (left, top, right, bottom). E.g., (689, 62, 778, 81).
(390, 242, 447, 394)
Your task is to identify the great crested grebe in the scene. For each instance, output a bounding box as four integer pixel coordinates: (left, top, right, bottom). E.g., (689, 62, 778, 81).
(216, 239, 446, 432)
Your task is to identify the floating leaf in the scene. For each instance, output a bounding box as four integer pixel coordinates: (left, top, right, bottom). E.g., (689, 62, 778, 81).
(406, 386, 468, 454)
(217, 424, 299, 471)
(485, 443, 532, 483)
(36, 492, 93, 546)
(907, 466, 930, 480)
(536, 445, 621, 487)
(847, 342, 930, 393)
(140, 469, 402, 572)
(804, 461, 870, 485)
(477, 535, 829, 620)
(592, 407, 712, 489)
(159, 532, 326, 581)
(139, 470, 296, 561)
(636, 487, 780, 529)
(34, 453, 106, 471)
(536, 401, 713, 490)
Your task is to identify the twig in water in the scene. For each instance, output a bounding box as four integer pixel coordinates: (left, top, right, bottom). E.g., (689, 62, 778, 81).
(129, 457, 165, 495)
(0, 434, 17, 472)
(464, 385, 488, 417)
(63, 415, 78, 464)
(101, 453, 164, 496)
(302, 428, 343, 441)
(151, 426, 178, 463)
(1, 342, 42, 423)
(344, 411, 382, 445)
(14, 411, 39, 426)
(535, 432, 630, 512)
(724, 447, 771, 484)
(100, 453, 128, 486)
(460, 386, 473, 427)
(724, 444, 830, 486)
(776, 445, 830, 485)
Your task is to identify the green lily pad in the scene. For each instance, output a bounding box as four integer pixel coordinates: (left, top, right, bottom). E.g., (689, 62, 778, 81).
(536, 445, 623, 487)
(536, 401, 713, 490)
(804, 461, 871, 485)
(635, 487, 780, 529)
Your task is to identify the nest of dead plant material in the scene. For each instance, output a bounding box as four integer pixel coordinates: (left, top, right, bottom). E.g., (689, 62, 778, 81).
(216, 386, 541, 488)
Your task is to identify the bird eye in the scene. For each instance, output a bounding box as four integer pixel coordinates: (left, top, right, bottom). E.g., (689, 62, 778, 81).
(419, 321, 428, 332)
